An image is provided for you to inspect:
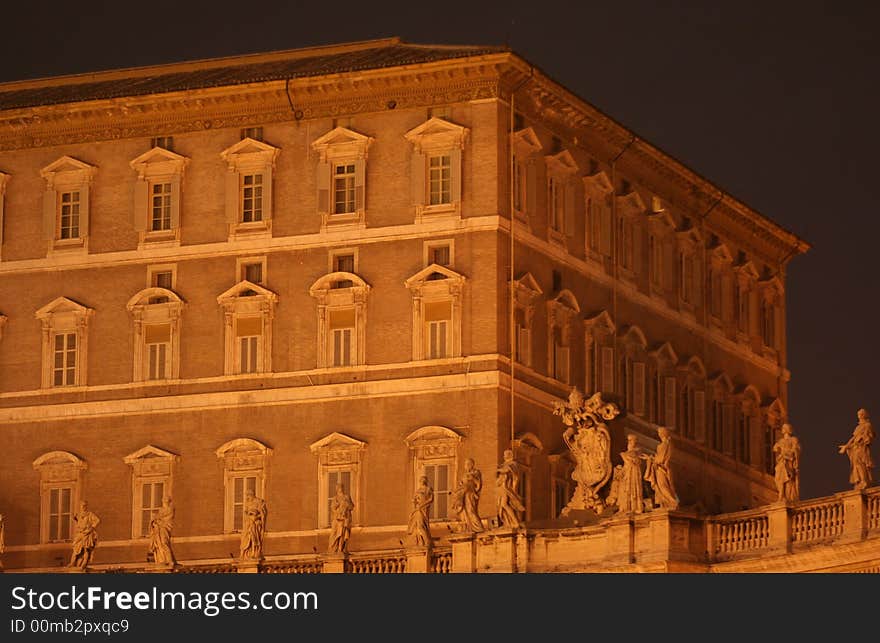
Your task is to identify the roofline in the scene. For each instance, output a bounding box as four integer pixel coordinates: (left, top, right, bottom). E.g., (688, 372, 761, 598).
(502, 52, 810, 257)
(0, 37, 405, 91)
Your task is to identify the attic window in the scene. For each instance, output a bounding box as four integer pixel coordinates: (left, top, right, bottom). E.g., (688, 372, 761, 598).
(150, 137, 174, 151)
(241, 127, 263, 141)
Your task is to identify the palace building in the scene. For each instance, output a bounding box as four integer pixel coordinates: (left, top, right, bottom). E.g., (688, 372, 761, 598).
(0, 38, 876, 573)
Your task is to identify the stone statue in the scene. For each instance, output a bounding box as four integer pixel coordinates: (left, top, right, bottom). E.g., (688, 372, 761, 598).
(239, 490, 267, 560)
(553, 389, 620, 515)
(643, 427, 680, 510)
(450, 457, 484, 532)
(407, 475, 434, 547)
(495, 449, 526, 529)
(328, 482, 354, 553)
(69, 501, 100, 569)
(773, 423, 801, 502)
(605, 465, 624, 508)
(148, 496, 176, 566)
(616, 434, 644, 514)
(839, 408, 874, 491)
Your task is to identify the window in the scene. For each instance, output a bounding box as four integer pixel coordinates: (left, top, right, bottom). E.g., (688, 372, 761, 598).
(36, 297, 93, 388)
(512, 273, 542, 369)
(549, 453, 574, 519)
(649, 234, 664, 288)
(216, 438, 271, 533)
(221, 137, 279, 239)
(217, 281, 278, 375)
(235, 256, 267, 286)
(147, 264, 177, 291)
(710, 374, 734, 453)
(41, 156, 96, 253)
(309, 272, 370, 368)
(124, 445, 178, 538)
(130, 147, 188, 246)
(758, 277, 783, 354)
(154, 271, 173, 290)
(406, 426, 462, 521)
(241, 174, 263, 222)
(615, 190, 645, 275)
(240, 127, 263, 141)
(510, 127, 542, 221)
(428, 155, 452, 206)
(405, 265, 466, 361)
(511, 433, 542, 522)
(405, 117, 469, 221)
(677, 228, 702, 310)
(150, 136, 174, 150)
(127, 288, 184, 382)
(545, 150, 578, 243)
(33, 451, 86, 544)
(547, 290, 579, 384)
(0, 171, 9, 261)
(334, 253, 355, 274)
(333, 163, 356, 214)
(423, 240, 454, 269)
(708, 244, 734, 324)
(310, 432, 366, 528)
(312, 126, 373, 230)
(583, 171, 613, 260)
(584, 310, 615, 395)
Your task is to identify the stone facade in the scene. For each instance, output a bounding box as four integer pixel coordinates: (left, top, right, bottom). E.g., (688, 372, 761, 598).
(1, 38, 874, 573)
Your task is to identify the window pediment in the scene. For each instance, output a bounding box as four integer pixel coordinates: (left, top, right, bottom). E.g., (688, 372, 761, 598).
(512, 432, 544, 456)
(404, 264, 466, 293)
(646, 202, 676, 229)
(405, 117, 469, 153)
(759, 275, 784, 301)
(513, 272, 543, 312)
(220, 137, 280, 171)
(33, 450, 87, 472)
(685, 355, 707, 379)
(123, 445, 179, 464)
(735, 260, 760, 281)
(405, 426, 462, 460)
(549, 289, 580, 314)
(512, 127, 543, 154)
(310, 432, 366, 466)
(583, 171, 613, 197)
(676, 226, 703, 247)
(311, 126, 373, 161)
(710, 372, 734, 395)
(217, 280, 278, 306)
(215, 438, 273, 468)
(40, 156, 96, 189)
(709, 242, 734, 265)
(309, 272, 370, 298)
(545, 150, 578, 176)
(621, 325, 648, 350)
(650, 341, 679, 366)
(35, 296, 93, 325)
(765, 398, 786, 424)
(130, 147, 189, 179)
(127, 287, 184, 309)
(583, 309, 615, 335)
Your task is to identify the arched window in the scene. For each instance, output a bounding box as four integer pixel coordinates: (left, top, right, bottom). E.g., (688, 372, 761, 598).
(405, 264, 466, 361)
(309, 272, 370, 368)
(123, 445, 179, 538)
(217, 281, 278, 375)
(127, 287, 184, 381)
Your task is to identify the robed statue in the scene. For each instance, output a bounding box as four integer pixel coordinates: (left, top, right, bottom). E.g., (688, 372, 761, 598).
(239, 490, 268, 560)
(495, 449, 526, 529)
(148, 496, 176, 565)
(407, 476, 434, 547)
(839, 408, 874, 490)
(69, 501, 100, 569)
(450, 458, 484, 532)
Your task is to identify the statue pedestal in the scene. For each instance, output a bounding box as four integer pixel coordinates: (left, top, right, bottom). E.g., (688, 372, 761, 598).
(236, 558, 261, 573)
(405, 546, 431, 573)
(449, 532, 476, 573)
(476, 528, 522, 573)
(836, 488, 867, 543)
(143, 562, 175, 574)
(322, 553, 347, 574)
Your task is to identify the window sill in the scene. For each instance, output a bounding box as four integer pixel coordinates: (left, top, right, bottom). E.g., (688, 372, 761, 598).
(48, 238, 87, 257)
(415, 203, 460, 224)
(139, 230, 180, 250)
(321, 211, 364, 232)
(229, 220, 272, 242)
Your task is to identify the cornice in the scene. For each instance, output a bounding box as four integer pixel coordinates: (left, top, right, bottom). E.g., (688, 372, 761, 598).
(0, 62, 503, 152)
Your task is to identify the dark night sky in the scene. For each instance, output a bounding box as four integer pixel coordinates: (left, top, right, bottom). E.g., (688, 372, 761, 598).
(1, 1, 877, 500)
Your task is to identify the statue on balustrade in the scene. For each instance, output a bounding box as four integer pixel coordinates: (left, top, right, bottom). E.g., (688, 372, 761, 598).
(553, 389, 620, 515)
(407, 475, 434, 547)
(328, 482, 354, 553)
(643, 427, 680, 510)
(239, 490, 268, 560)
(839, 408, 874, 491)
(69, 501, 100, 569)
(773, 423, 801, 502)
(495, 449, 526, 529)
(616, 434, 645, 514)
(450, 457, 484, 533)
(148, 496, 176, 566)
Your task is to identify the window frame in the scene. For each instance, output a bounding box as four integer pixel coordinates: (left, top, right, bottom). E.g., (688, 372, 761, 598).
(311, 126, 373, 231)
(547, 290, 580, 385)
(405, 265, 466, 362)
(33, 451, 87, 544)
(309, 272, 370, 369)
(40, 156, 96, 255)
(129, 147, 188, 248)
(220, 137, 279, 240)
(216, 438, 272, 534)
(35, 296, 94, 389)
(123, 445, 178, 539)
(405, 426, 462, 523)
(217, 281, 278, 376)
(126, 288, 184, 382)
(405, 117, 469, 222)
(310, 432, 366, 529)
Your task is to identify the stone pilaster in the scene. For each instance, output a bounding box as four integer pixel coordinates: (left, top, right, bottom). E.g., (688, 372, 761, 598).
(405, 546, 431, 573)
(322, 552, 347, 574)
(449, 532, 476, 573)
(836, 489, 867, 543)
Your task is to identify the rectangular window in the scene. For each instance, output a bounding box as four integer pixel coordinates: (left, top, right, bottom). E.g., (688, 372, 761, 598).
(153, 271, 173, 290)
(145, 324, 171, 380)
(762, 301, 775, 347)
(428, 155, 451, 205)
(239, 336, 259, 373)
(326, 469, 352, 527)
(425, 301, 451, 359)
(664, 377, 677, 428)
(600, 346, 615, 393)
(428, 245, 451, 267)
(139, 481, 165, 538)
(633, 362, 646, 416)
(244, 262, 263, 284)
(333, 163, 356, 214)
(649, 235, 663, 287)
(241, 174, 263, 222)
(329, 309, 355, 367)
(517, 468, 530, 520)
(236, 317, 262, 374)
(694, 390, 706, 441)
(552, 338, 569, 383)
(58, 191, 80, 240)
(232, 475, 258, 531)
(554, 479, 568, 518)
(513, 158, 524, 212)
(150, 182, 172, 231)
(548, 178, 564, 232)
(515, 321, 530, 366)
(48, 487, 73, 542)
(738, 286, 750, 333)
(587, 199, 601, 252)
(423, 463, 450, 520)
(150, 136, 174, 150)
(240, 127, 264, 141)
(332, 253, 356, 286)
(52, 333, 77, 386)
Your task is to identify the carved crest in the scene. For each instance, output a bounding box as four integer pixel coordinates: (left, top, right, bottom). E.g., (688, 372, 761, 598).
(552, 389, 620, 515)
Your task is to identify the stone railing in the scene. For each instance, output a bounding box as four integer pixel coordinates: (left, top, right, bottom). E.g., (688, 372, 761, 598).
(791, 498, 845, 544)
(262, 559, 322, 574)
(713, 513, 770, 555)
(430, 549, 452, 573)
(867, 489, 880, 531)
(346, 552, 407, 574)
